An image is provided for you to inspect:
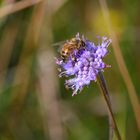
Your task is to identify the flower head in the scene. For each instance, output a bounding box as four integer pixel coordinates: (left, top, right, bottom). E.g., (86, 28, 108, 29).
(56, 33, 112, 96)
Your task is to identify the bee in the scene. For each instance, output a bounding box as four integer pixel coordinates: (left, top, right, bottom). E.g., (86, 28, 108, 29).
(60, 33, 86, 61)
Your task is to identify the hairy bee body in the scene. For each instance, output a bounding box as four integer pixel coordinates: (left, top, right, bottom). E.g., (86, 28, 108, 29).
(60, 37, 85, 61)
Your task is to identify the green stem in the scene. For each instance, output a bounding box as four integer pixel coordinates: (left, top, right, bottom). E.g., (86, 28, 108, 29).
(97, 71, 122, 140)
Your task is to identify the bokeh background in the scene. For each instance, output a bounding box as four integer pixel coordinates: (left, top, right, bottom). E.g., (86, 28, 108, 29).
(0, 0, 140, 140)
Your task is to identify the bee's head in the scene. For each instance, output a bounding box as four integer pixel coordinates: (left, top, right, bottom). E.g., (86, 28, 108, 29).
(81, 40, 86, 47)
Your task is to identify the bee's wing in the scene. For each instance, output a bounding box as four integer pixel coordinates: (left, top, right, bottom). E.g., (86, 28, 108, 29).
(51, 41, 66, 47)
(51, 40, 66, 52)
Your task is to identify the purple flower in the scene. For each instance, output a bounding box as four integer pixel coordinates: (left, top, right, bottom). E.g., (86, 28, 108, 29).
(56, 33, 112, 96)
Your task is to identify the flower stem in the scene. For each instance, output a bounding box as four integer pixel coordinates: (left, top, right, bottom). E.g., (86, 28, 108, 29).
(97, 71, 122, 140)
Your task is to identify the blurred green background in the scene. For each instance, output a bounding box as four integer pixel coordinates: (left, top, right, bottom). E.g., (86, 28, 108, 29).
(0, 0, 140, 140)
